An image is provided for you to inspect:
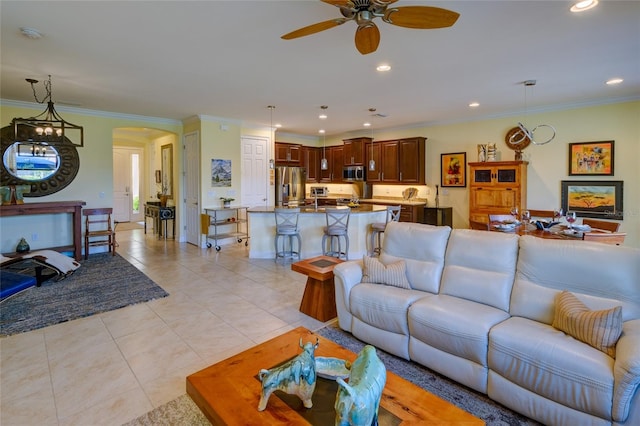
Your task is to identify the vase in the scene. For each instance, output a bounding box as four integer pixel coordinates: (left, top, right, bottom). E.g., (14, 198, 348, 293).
(160, 195, 168, 207)
(16, 237, 30, 253)
(223, 201, 231, 208)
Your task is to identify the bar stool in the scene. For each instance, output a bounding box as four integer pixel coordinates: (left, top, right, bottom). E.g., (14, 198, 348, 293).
(322, 208, 351, 260)
(274, 208, 301, 261)
(369, 205, 401, 256)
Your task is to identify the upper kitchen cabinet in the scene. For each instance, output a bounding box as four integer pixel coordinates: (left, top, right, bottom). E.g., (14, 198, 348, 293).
(343, 137, 370, 166)
(368, 137, 426, 184)
(275, 142, 301, 165)
(319, 145, 344, 183)
(365, 141, 381, 183)
(301, 146, 319, 183)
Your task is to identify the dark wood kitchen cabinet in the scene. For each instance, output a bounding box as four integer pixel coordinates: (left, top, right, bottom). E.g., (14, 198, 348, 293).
(301, 146, 319, 183)
(367, 137, 425, 184)
(343, 137, 370, 166)
(275, 142, 301, 165)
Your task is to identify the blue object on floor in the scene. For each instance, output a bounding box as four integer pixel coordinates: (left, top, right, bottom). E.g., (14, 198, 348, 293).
(1, 271, 37, 300)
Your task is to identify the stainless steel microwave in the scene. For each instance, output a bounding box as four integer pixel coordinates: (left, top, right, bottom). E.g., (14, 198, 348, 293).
(343, 166, 365, 181)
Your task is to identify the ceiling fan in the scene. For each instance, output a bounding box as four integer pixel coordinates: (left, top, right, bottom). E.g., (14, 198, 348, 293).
(281, 0, 460, 55)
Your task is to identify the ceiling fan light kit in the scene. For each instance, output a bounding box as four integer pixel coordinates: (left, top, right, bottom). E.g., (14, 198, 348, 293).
(281, 0, 460, 55)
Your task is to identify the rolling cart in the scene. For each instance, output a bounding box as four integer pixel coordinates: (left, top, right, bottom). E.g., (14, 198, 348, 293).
(202, 206, 249, 251)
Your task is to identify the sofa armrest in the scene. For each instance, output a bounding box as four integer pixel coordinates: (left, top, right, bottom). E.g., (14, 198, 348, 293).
(613, 319, 640, 422)
(332, 260, 363, 330)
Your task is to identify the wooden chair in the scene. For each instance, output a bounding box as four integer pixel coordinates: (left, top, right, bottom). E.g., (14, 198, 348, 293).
(469, 220, 489, 231)
(582, 218, 620, 233)
(582, 232, 626, 245)
(527, 209, 555, 219)
(83, 208, 116, 259)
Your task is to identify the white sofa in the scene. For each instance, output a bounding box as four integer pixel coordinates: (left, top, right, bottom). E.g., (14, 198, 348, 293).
(333, 222, 640, 426)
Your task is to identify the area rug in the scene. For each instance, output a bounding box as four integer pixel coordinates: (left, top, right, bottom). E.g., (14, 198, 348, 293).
(125, 324, 540, 426)
(0, 253, 168, 336)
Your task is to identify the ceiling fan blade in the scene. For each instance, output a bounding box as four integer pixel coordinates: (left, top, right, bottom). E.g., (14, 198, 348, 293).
(384, 6, 460, 29)
(355, 23, 380, 55)
(321, 0, 352, 7)
(281, 18, 349, 40)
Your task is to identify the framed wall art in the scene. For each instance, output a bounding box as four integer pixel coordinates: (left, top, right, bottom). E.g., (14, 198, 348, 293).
(568, 140, 614, 176)
(441, 152, 466, 187)
(211, 159, 232, 187)
(161, 144, 173, 198)
(561, 180, 623, 220)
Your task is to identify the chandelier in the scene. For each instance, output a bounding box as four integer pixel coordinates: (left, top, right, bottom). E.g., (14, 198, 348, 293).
(12, 75, 84, 147)
(508, 80, 555, 147)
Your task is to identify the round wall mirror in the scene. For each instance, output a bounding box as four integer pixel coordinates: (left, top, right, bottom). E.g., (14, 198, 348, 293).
(1, 125, 80, 197)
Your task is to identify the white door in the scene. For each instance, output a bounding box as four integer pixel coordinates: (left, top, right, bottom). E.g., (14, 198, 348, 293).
(113, 147, 143, 223)
(241, 136, 269, 207)
(184, 131, 200, 246)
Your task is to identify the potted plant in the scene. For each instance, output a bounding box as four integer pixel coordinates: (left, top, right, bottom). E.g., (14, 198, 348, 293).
(220, 197, 235, 208)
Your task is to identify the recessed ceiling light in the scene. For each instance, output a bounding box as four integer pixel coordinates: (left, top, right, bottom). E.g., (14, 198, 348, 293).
(318, 129, 325, 134)
(20, 27, 43, 39)
(376, 64, 391, 72)
(606, 78, 623, 85)
(319, 114, 327, 119)
(570, 0, 598, 13)
(363, 122, 371, 127)
(469, 102, 480, 108)
(275, 123, 282, 128)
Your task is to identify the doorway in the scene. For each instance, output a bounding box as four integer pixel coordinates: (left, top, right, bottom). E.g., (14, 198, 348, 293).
(113, 146, 143, 223)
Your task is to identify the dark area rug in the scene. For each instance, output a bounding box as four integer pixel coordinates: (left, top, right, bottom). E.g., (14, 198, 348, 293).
(0, 253, 168, 336)
(125, 324, 540, 426)
(316, 324, 540, 426)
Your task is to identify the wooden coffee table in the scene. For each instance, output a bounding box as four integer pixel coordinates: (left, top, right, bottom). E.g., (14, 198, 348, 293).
(291, 256, 344, 322)
(186, 326, 484, 425)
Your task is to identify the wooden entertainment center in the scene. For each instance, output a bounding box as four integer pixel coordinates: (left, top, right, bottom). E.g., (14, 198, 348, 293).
(0, 200, 86, 260)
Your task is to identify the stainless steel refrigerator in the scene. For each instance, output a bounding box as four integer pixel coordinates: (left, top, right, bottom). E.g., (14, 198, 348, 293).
(275, 166, 306, 206)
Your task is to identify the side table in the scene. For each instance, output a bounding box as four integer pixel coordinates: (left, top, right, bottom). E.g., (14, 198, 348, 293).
(291, 255, 344, 322)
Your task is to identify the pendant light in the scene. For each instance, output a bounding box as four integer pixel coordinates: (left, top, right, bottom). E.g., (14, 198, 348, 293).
(367, 108, 376, 171)
(508, 80, 556, 146)
(320, 106, 328, 170)
(320, 129, 328, 170)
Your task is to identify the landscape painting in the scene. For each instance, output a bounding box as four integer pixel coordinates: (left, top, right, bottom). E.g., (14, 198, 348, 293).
(561, 180, 623, 220)
(211, 159, 232, 187)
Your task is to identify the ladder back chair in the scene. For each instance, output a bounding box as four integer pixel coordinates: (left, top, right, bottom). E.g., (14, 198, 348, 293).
(83, 208, 116, 260)
(274, 208, 301, 261)
(369, 205, 401, 256)
(322, 208, 351, 260)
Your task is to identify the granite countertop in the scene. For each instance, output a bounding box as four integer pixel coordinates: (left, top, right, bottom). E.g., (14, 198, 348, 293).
(248, 205, 388, 214)
(359, 198, 427, 206)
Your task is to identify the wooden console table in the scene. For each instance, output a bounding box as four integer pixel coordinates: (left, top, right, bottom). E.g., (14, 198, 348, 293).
(0, 200, 86, 260)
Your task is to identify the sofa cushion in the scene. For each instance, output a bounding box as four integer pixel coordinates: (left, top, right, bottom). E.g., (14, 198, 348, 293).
(380, 222, 451, 293)
(409, 294, 510, 366)
(489, 316, 614, 419)
(440, 229, 519, 312)
(553, 290, 622, 358)
(350, 283, 428, 336)
(362, 255, 411, 289)
(511, 236, 640, 324)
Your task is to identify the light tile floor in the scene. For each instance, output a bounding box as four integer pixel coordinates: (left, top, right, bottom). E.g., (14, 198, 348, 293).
(1, 229, 329, 425)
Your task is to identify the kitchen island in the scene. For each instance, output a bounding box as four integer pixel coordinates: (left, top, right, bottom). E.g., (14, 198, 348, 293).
(247, 205, 387, 259)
